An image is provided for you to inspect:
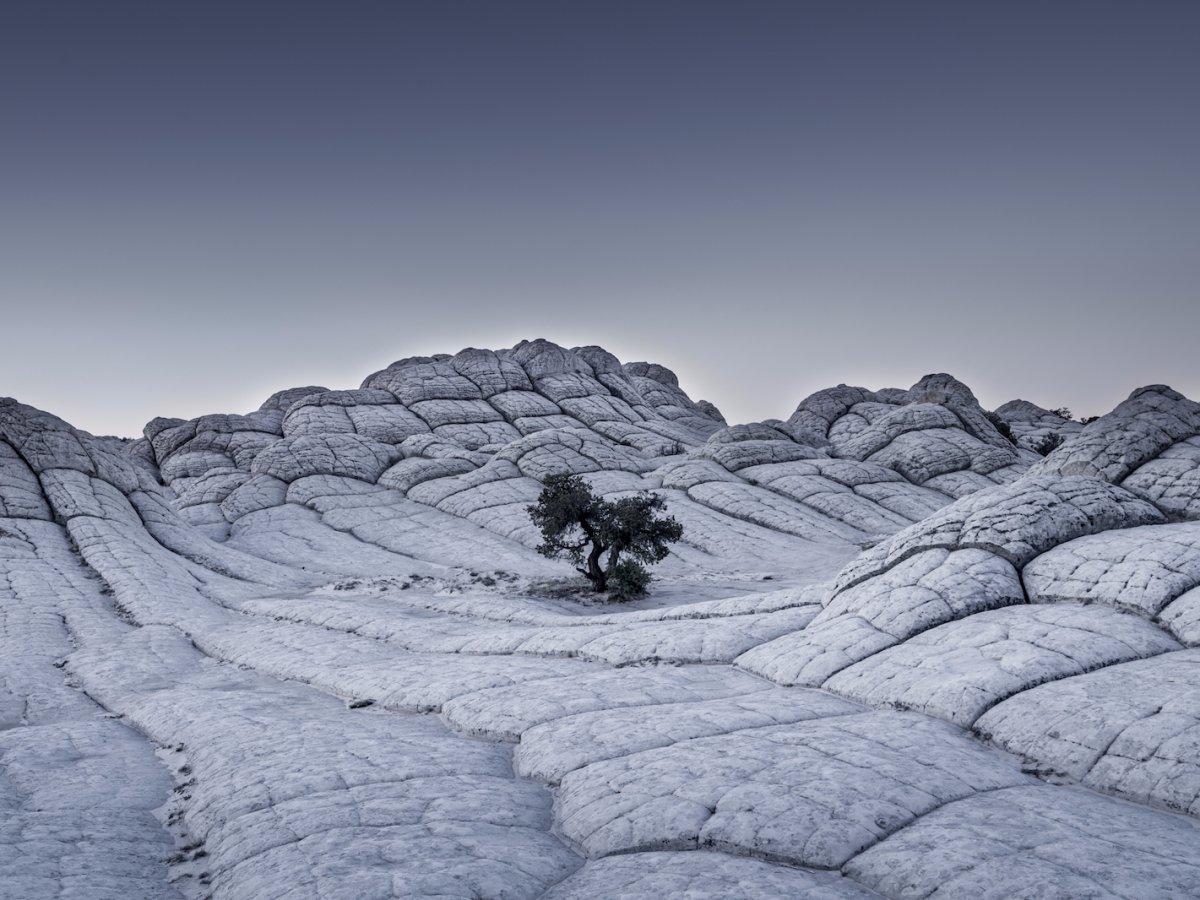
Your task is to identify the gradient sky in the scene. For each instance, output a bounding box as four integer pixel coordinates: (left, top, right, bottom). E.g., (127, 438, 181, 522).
(2, 1, 1197, 436)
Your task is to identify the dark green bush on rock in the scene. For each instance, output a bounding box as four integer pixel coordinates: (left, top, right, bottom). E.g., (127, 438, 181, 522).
(1033, 432, 1065, 456)
(606, 559, 653, 600)
(983, 410, 1017, 445)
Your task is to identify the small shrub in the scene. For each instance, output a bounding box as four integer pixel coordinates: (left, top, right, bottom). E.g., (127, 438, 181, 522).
(1033, 433, 1065, 456)
(607, 559, 652, 599)
(983, 410, 1017, 445)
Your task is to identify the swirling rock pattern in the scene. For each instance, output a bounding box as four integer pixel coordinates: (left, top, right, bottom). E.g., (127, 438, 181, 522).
(1, 351, 1199, 897)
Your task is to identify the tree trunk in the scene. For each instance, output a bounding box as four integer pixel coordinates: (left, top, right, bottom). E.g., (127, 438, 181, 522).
(606, 544, 622, 575)
(586, 541, 607, 591)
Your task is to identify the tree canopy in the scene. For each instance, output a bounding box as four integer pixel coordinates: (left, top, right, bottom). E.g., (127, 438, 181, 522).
(527, 473, 683, 598)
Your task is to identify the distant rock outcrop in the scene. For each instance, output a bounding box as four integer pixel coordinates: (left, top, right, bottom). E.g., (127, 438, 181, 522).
(139, 348, 1042, 561)
(993, 398, 1082, 453)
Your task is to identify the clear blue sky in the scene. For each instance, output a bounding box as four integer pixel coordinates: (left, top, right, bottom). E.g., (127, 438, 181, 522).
(2, 1, 1197, 435)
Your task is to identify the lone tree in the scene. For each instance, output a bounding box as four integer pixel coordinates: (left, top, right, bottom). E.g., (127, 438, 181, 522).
(527, 473, 683, 598)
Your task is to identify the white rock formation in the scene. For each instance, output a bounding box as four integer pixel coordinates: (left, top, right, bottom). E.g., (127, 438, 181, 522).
(2, 354, 1199, 898)
(993, 398, 1082, 453)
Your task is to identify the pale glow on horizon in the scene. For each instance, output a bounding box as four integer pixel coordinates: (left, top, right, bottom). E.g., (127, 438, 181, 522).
(2, 3, 1196, 436)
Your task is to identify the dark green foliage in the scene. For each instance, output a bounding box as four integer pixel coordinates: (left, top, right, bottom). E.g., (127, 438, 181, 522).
(527, 473, 683, 598)
(1079, 415, 1100, 425)
(1033, 432, 1065, 456)
(527, 473, 605, 574)
(607, 559, 652, 600)
(1050, 407, 1072, 420)
(983, 410, 1017, 445)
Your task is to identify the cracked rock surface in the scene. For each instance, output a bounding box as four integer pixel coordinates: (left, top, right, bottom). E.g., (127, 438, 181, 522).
(2, 354, 1200, 897)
